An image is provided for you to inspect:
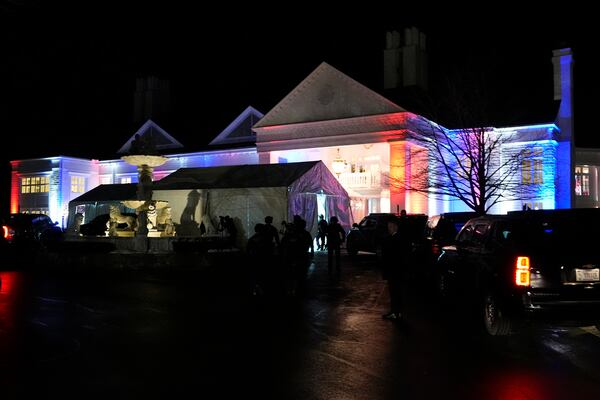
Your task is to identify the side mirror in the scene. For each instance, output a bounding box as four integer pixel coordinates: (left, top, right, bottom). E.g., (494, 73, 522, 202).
(54, 221, 59, 226)
(352, 223, 359, 228)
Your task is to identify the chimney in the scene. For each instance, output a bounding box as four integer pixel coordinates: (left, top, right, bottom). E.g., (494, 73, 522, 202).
(383, 27, 428, 90)
(552, 48, 575, 209)
(383, 30, 402, 89)
(133, 76, 171, 124)
(552, 48, 574, 139)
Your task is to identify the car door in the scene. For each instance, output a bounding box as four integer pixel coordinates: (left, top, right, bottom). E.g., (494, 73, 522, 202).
(359, 216, 378, 251)
(445, 222, 475, 290)
(468, 222, 492, 292)
(451, 222, 490, 292)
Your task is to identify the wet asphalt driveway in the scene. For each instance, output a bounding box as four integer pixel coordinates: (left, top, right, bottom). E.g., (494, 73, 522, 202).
(2, 252, 600, 399)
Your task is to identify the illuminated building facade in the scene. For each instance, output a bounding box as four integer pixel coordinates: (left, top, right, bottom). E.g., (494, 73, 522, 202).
(10, 108, 261, 227)
(10, 49, 583, 227)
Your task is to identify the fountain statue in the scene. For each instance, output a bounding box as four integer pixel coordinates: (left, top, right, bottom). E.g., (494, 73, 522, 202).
(120, 131, 169, 237)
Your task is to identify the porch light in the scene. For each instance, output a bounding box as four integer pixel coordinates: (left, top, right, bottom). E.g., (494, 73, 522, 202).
(331, 148, 346, 177)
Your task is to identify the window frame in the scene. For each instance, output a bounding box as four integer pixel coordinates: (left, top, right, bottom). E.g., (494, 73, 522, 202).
(71, 176, 86, 193)
(21, 175, 50, 194)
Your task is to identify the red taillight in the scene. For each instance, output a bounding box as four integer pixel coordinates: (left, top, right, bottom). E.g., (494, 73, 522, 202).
(432, 244, 440, 256)
(515, 256, 530, 286)
(2, 225, 14, 241)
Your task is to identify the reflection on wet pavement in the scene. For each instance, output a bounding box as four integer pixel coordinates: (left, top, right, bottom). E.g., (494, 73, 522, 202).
(1, 253, 600, 399)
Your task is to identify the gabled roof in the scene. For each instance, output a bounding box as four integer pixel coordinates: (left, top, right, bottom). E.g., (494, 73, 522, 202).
(254, 62, 406, 128)
(117, 120, 184, 154)
(209, 106, 264, 146)
(70, 183, 138, 203)
(155, 161, 319, 190)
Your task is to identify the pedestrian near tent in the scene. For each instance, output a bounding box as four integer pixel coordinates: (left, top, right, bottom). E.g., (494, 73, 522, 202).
(326, 216, 345, 278)
(317, 214, 328, 251)
(280, 215, 313, 296)
(279, 220, 288, 237)
(264, 216, 280, 246)
(246, 223, 273, 296)
(295, 217, 314, 295)
(381, 214, 410, 321)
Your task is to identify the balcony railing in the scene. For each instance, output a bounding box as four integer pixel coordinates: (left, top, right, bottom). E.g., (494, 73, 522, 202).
(338, 172, 380, 189)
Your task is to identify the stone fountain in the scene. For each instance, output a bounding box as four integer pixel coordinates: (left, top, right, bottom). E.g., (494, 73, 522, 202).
(120, 132, 169, 237)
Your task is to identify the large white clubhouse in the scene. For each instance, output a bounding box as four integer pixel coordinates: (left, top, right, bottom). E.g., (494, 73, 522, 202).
(11, 48, 594, 230)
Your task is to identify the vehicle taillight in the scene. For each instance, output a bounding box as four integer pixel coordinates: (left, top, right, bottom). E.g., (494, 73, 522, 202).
(515, 256, 530, 287)
(432, 244, 440, 256)
(2, 225, 15, 241)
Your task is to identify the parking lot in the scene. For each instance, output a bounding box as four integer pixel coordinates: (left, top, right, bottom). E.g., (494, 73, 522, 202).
(2, 251, 600, 399)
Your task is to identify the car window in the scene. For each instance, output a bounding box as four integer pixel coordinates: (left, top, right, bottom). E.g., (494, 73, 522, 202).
(507, 214, 600, 255)
(472, 224, 490, 245)
(33, 215, 50, 225)
(434, 219, 458, 240)
(360, 218, 377, 228)
(425, 216, 440, 237)
(456, 224, 474, 244)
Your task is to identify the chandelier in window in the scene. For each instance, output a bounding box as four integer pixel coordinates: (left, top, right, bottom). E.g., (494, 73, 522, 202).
(331, 148, 346, 177)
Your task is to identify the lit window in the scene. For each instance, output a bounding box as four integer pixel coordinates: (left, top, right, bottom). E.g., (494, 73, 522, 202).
(521, 150, 531, 184)
(21, 177, 30, 193)
(71, 176, 86, 193)
(522, 202, 544, 211)
(533, 148, 543, 184)
(100, 176, 112, 185)
(21, 208, 49, 215)
(458, 155, 472, 180)
(21, 176, 50, 194)
(522, 148, 543, 185)
(120, 177, 132, 184)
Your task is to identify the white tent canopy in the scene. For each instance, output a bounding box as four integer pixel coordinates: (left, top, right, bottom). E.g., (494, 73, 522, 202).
(69, 161, 352, 247)
(153, 161, 352, 246)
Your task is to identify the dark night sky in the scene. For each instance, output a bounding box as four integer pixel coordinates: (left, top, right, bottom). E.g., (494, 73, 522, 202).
(0, 3, 595, 214)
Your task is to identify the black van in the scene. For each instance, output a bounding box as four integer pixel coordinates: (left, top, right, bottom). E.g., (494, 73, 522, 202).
(346, 213, 427, 258)
(437, 209, 600, 335)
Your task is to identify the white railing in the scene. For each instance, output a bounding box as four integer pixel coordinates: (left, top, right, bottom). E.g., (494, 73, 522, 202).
(339, 172, 380, 189)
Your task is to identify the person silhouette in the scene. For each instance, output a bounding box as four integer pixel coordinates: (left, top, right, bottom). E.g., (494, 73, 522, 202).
(247, 223, 273, 296)
(326, 216, 345, 278)
(264, 216, 280, 246)
(381, 215, 410, 321)
(317, 214, 328, 251)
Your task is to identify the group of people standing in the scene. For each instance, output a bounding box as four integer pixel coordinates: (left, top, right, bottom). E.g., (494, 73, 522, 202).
(313, 214, 347, 278)
(246, 211, 409, 325)
(246, 214, 347, 297)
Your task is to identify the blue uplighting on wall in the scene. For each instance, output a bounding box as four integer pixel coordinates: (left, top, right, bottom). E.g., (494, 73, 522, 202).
(525, 140, 558, 210)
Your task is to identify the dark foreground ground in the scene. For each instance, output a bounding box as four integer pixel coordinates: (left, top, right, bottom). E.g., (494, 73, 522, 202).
(1, 251, 600, 399)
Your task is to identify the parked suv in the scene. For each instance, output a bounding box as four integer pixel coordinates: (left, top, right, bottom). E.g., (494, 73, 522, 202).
(1, 213, 63, 248)
(437, 209, 600, 335)
(346, 213, 427, 257)
(79, 214, 111, 236)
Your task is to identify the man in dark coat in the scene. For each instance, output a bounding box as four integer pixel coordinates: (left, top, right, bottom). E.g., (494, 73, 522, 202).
(381, 214, 410, 320)
(264, 216, 280, 247)
(280, 215, 313, 295)
(317, 214, 328, 251)
(247, 223, 273, 296)
(327, 216, 346, 277)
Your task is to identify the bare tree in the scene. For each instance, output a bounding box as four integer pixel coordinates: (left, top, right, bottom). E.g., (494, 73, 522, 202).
(389, 79, 556, 215)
